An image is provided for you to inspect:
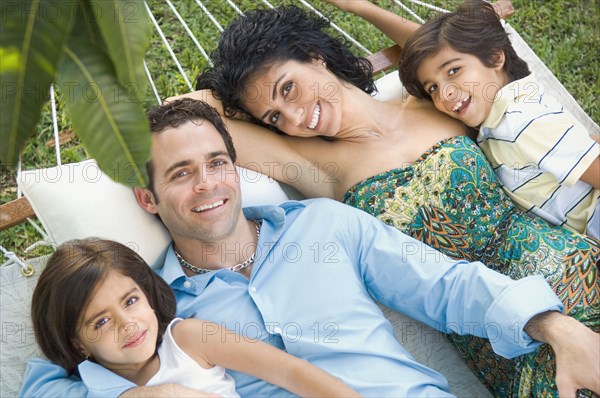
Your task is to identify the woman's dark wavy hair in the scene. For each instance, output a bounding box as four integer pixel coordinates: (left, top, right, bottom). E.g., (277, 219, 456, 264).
(196, 5, 375, 123)
(31, 238, 176, 375)
(399, 0, 530, 100)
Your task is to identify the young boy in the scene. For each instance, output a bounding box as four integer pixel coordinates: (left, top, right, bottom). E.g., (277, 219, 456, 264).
(397, 0, 599, 239)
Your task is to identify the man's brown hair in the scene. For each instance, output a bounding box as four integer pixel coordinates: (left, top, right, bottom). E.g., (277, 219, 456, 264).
(145, 98, 237, 196)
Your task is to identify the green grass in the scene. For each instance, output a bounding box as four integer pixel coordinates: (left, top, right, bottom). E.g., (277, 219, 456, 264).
(2, 0, 598, 258)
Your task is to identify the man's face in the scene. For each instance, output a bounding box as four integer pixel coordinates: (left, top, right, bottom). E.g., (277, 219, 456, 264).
(142, 120, 243, 244)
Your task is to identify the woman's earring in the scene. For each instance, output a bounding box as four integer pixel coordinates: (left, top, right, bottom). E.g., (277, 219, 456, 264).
(322, 61, 327, 67)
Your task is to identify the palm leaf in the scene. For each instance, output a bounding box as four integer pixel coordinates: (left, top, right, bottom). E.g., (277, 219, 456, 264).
(0, 0, 75, 164)
(56, 37, 150, 187)
(91, 0, 151, 103)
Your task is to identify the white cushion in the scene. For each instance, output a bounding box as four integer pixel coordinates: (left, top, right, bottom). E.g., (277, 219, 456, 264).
(374, 72, 407, 102)
(17, 160, 288, 268)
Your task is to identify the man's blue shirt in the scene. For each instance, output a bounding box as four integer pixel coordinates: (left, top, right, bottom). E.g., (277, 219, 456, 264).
(20, 199, 562, 397)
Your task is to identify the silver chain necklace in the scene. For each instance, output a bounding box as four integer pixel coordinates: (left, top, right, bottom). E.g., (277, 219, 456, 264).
(174, 219, 262, 274)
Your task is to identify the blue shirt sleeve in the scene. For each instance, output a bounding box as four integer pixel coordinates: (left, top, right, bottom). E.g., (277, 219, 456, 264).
(19, 358, 88, 398)
(342, 203, 563, 359)
(78, 361, 137, 397)
(19, 358, 135, 398)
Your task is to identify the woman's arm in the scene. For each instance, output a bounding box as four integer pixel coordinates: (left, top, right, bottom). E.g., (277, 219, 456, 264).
(166, 90, 338, 199)
(173, 319, 361, 397)
(323, 0, 420, 48)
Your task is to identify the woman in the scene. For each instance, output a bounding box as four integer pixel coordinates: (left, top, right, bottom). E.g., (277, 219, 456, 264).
(179, 3, 599, 397)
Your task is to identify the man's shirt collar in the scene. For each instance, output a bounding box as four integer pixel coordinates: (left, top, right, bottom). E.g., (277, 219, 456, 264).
(157, 202, 307, 288)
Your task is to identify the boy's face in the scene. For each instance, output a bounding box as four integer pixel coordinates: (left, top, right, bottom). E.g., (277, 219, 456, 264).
(416, 46, 507, 128)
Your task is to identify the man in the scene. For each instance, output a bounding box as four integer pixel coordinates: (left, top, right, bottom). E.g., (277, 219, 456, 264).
(20, 99, 599, 397)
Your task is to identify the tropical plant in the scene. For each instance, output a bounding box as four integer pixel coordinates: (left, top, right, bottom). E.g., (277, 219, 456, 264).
(1, 0, 152, 186)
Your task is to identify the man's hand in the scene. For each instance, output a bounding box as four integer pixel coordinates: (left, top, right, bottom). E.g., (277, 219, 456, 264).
(120, 384, 221, 397)
(525, 311, 600, 396)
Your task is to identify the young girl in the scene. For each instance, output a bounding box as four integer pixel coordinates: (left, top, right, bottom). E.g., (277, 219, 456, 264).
(397, 0, 600, 239)
(31, 238, 360, 397)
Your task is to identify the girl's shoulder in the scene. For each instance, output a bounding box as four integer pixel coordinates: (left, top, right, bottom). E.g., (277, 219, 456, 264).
(170, 318, 215, 367)
(171, 318, 215, 340)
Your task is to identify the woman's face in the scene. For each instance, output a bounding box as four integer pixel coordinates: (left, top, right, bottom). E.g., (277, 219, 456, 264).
(241, 58, 344, 138)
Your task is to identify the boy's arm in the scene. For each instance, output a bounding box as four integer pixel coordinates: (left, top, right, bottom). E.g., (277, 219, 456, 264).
(509, 104, 599, 190)
(579, 156, 600, 189)
(525, 312, 600, 395)
(322, 1, 514, 48)
(323, 0, 420, 47)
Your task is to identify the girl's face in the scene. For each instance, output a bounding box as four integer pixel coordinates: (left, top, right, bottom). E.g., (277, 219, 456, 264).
(76, 270, 159, 374)
(242, 58, 345, 138)
(416, 46, 507, 128)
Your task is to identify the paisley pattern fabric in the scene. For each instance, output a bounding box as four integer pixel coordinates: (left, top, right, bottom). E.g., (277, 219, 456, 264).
(343, 136, 600, 397)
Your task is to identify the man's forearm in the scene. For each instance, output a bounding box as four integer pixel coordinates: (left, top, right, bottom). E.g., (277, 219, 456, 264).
(523, 310, 600, 395)
(524, 310, 566, 344)
(19, 359, 91, 398)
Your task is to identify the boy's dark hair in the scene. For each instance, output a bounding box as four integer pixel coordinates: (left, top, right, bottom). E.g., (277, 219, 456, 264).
(31, 238, 176, 374)
(145, 98, 237, 196)
(399, 0, 530, 100)
(196, 5, 375, 123)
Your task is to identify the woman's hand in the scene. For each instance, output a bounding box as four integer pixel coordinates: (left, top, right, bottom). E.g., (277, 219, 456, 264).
(165, 90, 225, 115)
(322, 0, 370, 14)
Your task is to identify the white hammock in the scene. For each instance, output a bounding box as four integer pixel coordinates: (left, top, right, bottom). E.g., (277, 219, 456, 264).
(1, 2, 598, 396)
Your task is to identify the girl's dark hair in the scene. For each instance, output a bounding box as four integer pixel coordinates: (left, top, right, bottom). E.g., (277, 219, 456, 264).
(399, 0, 530, 100)
(31, 238, 176, 374)
(196, 5, 375, 122)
